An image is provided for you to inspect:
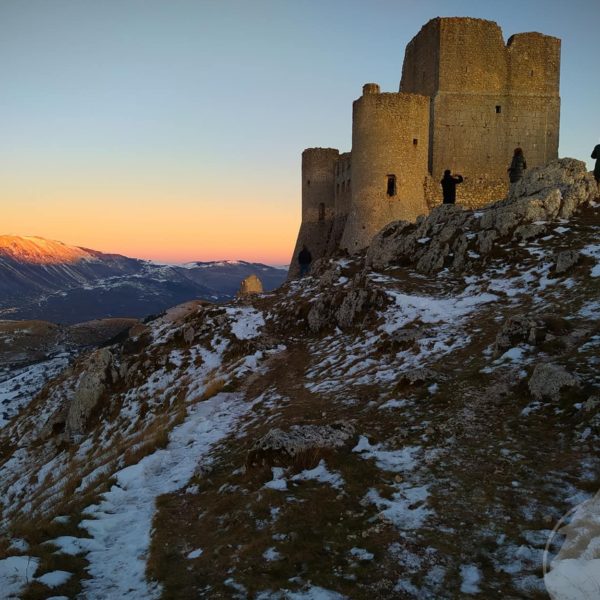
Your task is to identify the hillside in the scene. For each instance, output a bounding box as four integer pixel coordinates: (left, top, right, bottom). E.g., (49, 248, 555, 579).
(0, 236, 287, 324)
(0, 318, 140, 430)
(0, 159, 598, 599)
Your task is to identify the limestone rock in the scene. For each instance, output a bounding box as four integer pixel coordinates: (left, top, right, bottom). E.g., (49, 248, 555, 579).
(528, 362, 579, 402)
(554, 250, 580, 275)
(307, 297, 330, 333)
(383, 327, 424, 351)
(238, 274, 263, 297)
(183, 326, 195, 345)
(366, 220, 415, 270)
(366, 205, 472, 274)
(493, 315, 543, 357)
(248, 421, 355, 463)
(319, 263, 342, 287)
(509, 158, 596, 219)
(415, 240, 450, 273)
(366, 160, 595, 275)
(397, 368, 436, 385)
(513, 223, 547, 242)
(40, 348, 120, 442)
(335, 274, 386, 329)
(66, 348, 117, 437)
(582, 396, 600, 413)
(307, 273, 386, 332)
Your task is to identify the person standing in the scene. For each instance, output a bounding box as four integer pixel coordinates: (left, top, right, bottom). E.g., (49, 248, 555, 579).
(298, 245, 312, 277)
(508, 147, 527, 183)
(440, 170, 464, 204)
(592, 143, 600, 189)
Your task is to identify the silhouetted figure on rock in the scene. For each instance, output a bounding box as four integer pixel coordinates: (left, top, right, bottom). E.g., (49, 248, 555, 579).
(441, 170, 463, 204)
(298, 245, 312, 277)
(592, 143, 600, 189)
(508, 147, 527, 183)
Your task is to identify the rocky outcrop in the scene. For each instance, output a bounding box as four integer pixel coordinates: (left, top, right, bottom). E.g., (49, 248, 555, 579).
(248, 421, 355, 464)
(306, 272, 387, 333)
(493, 315, 544, 357)
(554, 250, 581, 275)
(238, 274, 263, 297)
(366, 205, 472, 273)
(65, 349, 117, 436)
(528, 362, 579, 402)
(366, 159, 596, 274)
(396, 368, 436, 386)
(507, 158, 595, 216)
(42, 348, 119, 441)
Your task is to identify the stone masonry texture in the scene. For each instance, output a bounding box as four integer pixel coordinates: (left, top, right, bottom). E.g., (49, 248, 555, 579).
(289, 17, 560, 272)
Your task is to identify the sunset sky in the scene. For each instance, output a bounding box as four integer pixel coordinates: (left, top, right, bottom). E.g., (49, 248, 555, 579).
(2, 0, 598, 265)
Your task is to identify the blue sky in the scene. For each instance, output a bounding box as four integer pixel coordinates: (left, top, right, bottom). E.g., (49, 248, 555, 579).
(1, 0, 598, 262)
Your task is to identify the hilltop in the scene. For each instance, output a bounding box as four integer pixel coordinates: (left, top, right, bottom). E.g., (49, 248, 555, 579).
(0, 159, 598, 598)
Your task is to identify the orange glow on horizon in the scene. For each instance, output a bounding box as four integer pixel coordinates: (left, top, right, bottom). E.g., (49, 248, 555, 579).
(2, 170, 300, 266)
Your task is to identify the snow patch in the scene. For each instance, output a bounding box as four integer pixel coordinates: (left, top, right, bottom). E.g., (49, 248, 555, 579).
(226, 307, 265, 340)
(78, 392, 252, 599)
(460, 564, 482, 594)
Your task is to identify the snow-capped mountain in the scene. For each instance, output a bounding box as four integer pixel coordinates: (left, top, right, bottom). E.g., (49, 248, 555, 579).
(0, 235, 287, 324)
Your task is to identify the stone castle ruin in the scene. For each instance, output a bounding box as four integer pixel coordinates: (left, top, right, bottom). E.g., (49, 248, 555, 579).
(289, 17, 560, 273)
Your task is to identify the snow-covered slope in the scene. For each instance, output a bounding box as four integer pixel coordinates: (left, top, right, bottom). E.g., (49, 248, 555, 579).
(0, 236, 95, 265)
(0, 160, 598, 598)
(0, 235, 287, 324)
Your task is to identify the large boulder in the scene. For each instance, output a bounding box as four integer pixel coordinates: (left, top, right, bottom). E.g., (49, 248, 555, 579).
(493, 315, 543, 357)
(248, 421, 355, 464)
(366, 205, 474, 274)
(554, 250, 581, 275)
(528, 362, 579, 402)
(306, 272, 387, 333)
(66, 348, 117, 437)
(508, 158, 596, 219)
(42, 348, 119, 441)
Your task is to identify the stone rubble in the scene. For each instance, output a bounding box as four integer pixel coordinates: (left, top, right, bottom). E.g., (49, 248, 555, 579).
(248, 421, 356, 463)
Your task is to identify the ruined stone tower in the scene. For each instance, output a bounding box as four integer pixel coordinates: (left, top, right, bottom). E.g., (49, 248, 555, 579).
(341, 85, 431, 252)
(400, 17, 560, 207)
(289, 17, 560, 272)
(288, 148, 338, 278)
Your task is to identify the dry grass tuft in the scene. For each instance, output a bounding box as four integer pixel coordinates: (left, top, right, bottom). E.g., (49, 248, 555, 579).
(200, 376, 226, 401)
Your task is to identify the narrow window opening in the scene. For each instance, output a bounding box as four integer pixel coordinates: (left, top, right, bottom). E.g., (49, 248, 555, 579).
(318, 203, 325, 222)
(413, 138, 418, 146)
(307, 179, 310, 186)
(386, 175, 397, 197)
(336, 183, 340, 196)
(530, 70, 534, 77)
(342, 181, 346, 193)
(495, 105, 501, 114)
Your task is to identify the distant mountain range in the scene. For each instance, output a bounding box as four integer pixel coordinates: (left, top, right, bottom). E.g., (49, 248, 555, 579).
(0, 235, 287, 324)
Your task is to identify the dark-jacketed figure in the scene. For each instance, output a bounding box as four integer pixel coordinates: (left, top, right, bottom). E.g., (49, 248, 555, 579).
(298, 246, 312, 277)
(441, 170, 464, 205)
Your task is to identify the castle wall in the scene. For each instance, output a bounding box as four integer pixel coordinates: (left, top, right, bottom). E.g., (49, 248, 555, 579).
(400, 18, 440, 100)
(288, 148, 338, 278)
(340, 85, 430, 252)
(400, 17, 560, 209)
(289, 18, 561, 267)
(326, 152, 352, 254)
